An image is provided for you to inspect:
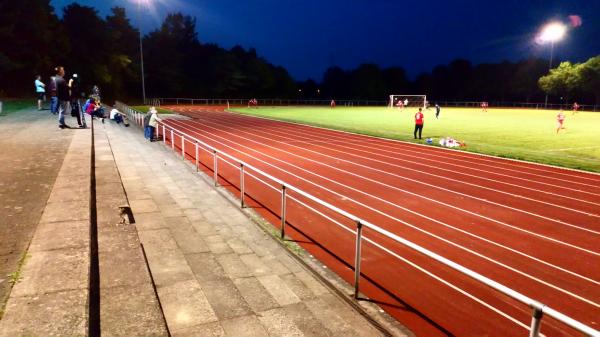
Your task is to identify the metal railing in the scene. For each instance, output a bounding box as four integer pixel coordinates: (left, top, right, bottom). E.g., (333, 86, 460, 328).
(147, 97, 599, 111)
(116, 101, 599, 337)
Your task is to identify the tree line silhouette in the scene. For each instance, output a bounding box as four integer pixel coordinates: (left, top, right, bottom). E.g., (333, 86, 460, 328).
(1, 1, 598, 104)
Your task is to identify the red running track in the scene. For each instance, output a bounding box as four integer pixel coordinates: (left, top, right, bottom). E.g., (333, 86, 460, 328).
(159, 105, 600, 337)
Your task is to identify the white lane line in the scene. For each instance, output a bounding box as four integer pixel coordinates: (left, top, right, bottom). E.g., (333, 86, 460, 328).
(190, 115, 600, 236)
(175, 118, 600, 255)
(227, 115, 600, 201)
(167, 120, 600, 289)
(212, 116, 600, 211)
(225, 110, 600, 186)
(288, 194, 533, 334)
(545, 146, 600, 152)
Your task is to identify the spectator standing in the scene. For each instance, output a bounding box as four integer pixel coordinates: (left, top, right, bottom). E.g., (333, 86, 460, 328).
(143, 109, 153, 140)
(48, 71, 58, 115)
(34, 75, 45, 110)
(148, 107, 161, 141)
(55, 66, 71, 128)
(69, 74, 85, 128)
(414, 107, 424, 139)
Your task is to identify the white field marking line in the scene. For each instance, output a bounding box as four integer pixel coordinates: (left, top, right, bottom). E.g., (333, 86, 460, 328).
(245, 171, 281, 193)
(288, 193, 533, 333)
(176, 118, 600, 255)
(225, 110, 600, 186)
(286, 179, 600, 307)
(545, 146, 600, 152)
(245, 111, 600, 188)
(215, 117, 600, 212)
(189, 116, 600, 236)
(363, 235, 535, 334)
(227, 116, 600, 201)
(168, 120, 600, 290)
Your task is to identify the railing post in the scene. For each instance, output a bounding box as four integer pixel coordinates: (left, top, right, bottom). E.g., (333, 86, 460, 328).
(170, 130, 174, 150)
(162, 125, 166, 143)
(354, 220, 363, 299)
(240, 163, 245, 208)
(280, 185, 287, 239)
(529, 306, 544, 337)
(155, 123, 159, 140)
(181, 136, 185, 160)
(213, 150, 218, 187)
(195, 142, 199, 171)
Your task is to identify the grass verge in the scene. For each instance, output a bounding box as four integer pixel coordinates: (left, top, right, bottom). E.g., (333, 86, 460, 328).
(0, 99, 34, 116)
(130, 105, 174, 114)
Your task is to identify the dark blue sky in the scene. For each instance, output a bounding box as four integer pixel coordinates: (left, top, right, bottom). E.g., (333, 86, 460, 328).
(50, 0, 600, 81)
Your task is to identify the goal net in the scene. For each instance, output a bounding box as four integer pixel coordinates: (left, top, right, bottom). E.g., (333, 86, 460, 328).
(389, 95, 427, 109)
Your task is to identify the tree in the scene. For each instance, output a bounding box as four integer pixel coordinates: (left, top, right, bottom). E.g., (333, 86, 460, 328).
(538, 61, 581, 102)
(511, 58, 547, 102)
(105, 7, 140, 100)
(579, 56, 600, 104)
(382, 67, 409, 94)
(62, 4, 111, 95)
(0, 0, 66, 96)
(349, 64, 385, 99)
(321, 66, 348, 98)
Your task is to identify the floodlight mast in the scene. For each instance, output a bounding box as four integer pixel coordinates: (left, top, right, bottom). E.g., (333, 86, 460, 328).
(137, 0, 148, 104)
(539, 22, 567, 109)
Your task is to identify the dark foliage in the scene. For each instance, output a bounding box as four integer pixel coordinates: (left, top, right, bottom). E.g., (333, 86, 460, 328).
(1, 1, 595, 104)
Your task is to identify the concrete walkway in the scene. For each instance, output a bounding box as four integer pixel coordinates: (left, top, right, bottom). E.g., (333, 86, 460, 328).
(0, 107, 75, 313)
(0, 109, 90, 335)
(103, 119, 404, 336)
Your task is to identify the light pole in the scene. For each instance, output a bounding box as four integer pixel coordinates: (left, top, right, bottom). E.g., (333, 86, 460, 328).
(539, 22, 566, 109)
(137, 0, 147, 104)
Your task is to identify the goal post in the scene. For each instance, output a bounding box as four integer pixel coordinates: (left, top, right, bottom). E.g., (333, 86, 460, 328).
(389, 95, 427, 109)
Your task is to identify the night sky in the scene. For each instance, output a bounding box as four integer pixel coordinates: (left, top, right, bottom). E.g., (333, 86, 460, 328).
(50, 0, 600, 81)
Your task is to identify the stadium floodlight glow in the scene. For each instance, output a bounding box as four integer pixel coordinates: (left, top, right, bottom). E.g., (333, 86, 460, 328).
(538, 21, 567, 108)
(539, 22, 567, 43)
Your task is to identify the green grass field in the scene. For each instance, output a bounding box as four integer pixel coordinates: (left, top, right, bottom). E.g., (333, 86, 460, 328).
(228, 106, 600, 173)
(131, 105, 173, 114)
(0, 100, 33, 115)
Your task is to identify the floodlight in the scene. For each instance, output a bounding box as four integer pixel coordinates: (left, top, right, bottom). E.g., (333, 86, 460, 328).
(539, 22, 567, 43)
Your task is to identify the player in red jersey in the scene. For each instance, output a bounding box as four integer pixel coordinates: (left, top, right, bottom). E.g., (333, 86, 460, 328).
(395, 99, 404, 111)
(572, 102, 580, 115)
(330, 99, 336, 108)
(556, 110, 566, 133)
(414, 107, 424, 139)
(481, 101, 488, 112)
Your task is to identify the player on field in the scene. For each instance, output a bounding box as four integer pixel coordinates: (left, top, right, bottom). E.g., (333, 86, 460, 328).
(395, 99, 404, 111)
(330, 99, 336, 108)
(481, 101, 488, 112)
(414, 108, 424, 139)
(556, 110, 566, 133)
(404, 98, 409, 107)
(572, 102, 580, 115)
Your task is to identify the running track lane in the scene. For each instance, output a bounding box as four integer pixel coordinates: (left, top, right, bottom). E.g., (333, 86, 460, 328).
(159, 105, 600, 337)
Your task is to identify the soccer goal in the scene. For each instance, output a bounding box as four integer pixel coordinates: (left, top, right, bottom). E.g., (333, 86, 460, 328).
(389, 95, 427, 109)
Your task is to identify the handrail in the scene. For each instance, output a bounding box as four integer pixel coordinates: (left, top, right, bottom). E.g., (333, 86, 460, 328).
(116, 101, 599, 337)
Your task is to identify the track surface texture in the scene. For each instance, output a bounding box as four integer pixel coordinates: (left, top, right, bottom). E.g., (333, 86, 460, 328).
(159, 105, 600, 337)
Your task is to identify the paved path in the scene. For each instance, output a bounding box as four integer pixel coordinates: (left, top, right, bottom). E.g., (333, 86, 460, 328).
(103, 119, 403, 336)
(0, 107, 75, 315)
